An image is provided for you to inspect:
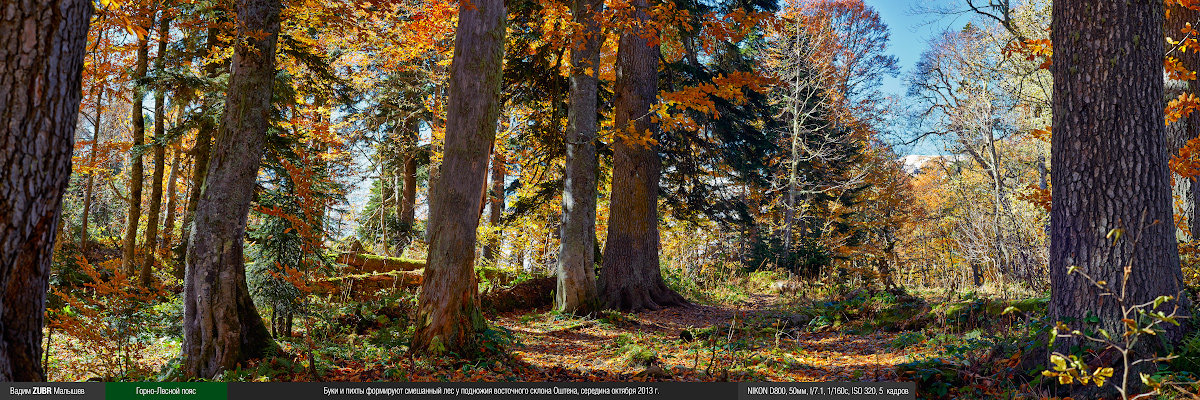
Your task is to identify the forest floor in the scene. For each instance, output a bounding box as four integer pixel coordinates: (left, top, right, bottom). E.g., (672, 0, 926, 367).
(489, 293, 926, 382)
(299, 290, 937, 383)
(45, 259, 1010, 390)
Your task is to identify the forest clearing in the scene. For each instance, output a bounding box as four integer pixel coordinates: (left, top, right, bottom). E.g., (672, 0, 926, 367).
(42, 259, 1038, 398)
(9, 0, 1200, 398)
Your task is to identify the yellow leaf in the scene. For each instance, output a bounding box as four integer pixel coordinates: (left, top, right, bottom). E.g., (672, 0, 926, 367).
(1106, 229, 1125, 245)
(1094, 367, 1113, 388)
(1050, 354, 1067, 371)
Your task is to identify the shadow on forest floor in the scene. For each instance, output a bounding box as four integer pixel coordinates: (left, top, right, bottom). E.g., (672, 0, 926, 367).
(476, 292, 927, 382)
(285, 291, 931, 382)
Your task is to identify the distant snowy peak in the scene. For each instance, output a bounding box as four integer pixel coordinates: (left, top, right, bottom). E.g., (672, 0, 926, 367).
(899, 155, 957, 175)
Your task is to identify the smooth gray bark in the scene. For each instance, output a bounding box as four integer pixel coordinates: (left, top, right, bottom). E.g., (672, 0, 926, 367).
(556, 0, 604, 315)
(410, 0, 506, 355)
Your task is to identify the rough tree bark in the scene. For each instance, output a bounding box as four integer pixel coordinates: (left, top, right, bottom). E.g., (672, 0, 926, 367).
(182, 0, 281, 378)
(555, 0, 604, 315)
(1050, 0, 1190, 381)
(410, 0, 506, 356)
(121, 30, 151, 278)
(598, 0, 687, 312)
(0, 0, 91, 381)
(141, 15, 171, 286)
(176, 20, 224, 277)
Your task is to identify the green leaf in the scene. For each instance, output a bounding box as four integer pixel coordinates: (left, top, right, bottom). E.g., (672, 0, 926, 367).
(1107, 228, 1124, 243)
(1154, 295, 1172, 310)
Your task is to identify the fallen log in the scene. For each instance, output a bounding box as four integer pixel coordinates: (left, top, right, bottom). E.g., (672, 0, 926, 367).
(334, 252, 424, 272)
(322, 269, 424, 300)
(481, 276, 555, 313)
(328, 252, 555, 306)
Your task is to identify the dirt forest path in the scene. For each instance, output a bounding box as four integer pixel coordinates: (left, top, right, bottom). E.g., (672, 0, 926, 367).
(491, 294, 928, 382)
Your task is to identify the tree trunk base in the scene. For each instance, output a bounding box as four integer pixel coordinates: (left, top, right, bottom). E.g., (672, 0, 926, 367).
(603, 282, 689, 312)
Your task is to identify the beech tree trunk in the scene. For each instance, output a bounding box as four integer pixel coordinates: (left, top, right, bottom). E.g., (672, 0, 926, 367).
(0, 0, 91, 381)
(176, 22, 223, 276)
(556, 0, 604, 315)
(80, 86, 103, 255)
(141, 16, 171, 286)
(1050, 0, 1189, 381)
(182, 0, 281, 378)
(410, 0, 506, 356)
(598, 0, 687, 312)
(122, 32, 150, 278)
(482, 150, 505, 264)
(161, 147, 182, 254)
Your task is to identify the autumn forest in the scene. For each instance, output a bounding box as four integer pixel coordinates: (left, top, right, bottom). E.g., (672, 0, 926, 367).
(7, 0, 1200, 398)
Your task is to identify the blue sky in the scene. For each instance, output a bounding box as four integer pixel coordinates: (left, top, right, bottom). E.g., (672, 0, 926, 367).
(865, 0, 969, 155)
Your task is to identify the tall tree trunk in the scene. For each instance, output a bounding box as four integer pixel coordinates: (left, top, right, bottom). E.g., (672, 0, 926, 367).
(176, 21, 224, 276)
(482, 150, 505, 265)
(1050, 0, 1190, 387)
(81, 85, 104, 255)
(182, 0, 281, 378)
(400, 155, 417, 229)
(556, 0, 604, 315)
(781, 20, 807, 262)
(0, 0, 91, 381)
(970, 262, 983, 288)
(877, 232, 897, 290)
(410, 0, 506, 356)
(162, 146, 182, 254)
(598, 0, 687, 312)
(122, 31, 151, 278)
(379, 146, 395, 256)
(398, 150, 417, 253)
(141, 16, 171, 286)
(1169, 3, 1200, 241)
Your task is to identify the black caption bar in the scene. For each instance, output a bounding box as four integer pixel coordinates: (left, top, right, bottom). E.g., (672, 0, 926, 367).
(738, 383, 916, 400)
(1, 382, 916, 400)
(230, 382, 719, 400)
(5, 383, 102, 400)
